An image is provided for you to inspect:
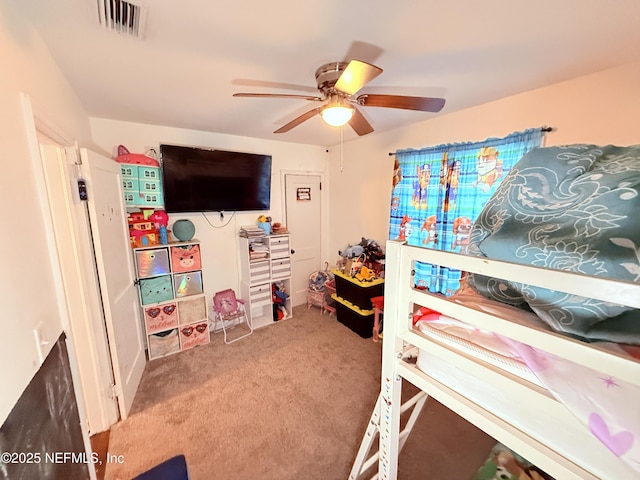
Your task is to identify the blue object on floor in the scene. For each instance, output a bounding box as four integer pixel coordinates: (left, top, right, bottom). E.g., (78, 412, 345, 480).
(132, 454, 189, 480)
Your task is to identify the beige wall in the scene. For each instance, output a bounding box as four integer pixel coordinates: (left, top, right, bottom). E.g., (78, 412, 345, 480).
(89, 119, 328, 299)
(327, 62, 640, 262)
(0, 0, 93, 423)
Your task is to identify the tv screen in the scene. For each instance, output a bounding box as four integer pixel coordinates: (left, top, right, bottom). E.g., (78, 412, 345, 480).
(160, 144, 272, 213)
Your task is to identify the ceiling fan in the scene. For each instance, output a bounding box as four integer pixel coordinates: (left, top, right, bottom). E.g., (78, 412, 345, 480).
(233, 59, 446, 136)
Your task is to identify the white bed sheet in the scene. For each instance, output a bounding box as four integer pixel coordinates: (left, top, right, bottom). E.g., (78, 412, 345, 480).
(414, 292, 640, 478)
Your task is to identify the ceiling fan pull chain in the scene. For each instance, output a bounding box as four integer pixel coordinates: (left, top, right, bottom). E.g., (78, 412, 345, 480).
(340, 126, 344, 172)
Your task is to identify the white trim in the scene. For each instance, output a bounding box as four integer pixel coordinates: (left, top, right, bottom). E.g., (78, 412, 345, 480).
(20, 93, 98, 480)
(371, 241, 640, 480)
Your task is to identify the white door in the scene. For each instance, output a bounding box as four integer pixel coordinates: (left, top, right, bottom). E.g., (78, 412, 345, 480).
(39, 144, 119, 432)
(82, 148, 146, 418)
(285, 174, 322, 306)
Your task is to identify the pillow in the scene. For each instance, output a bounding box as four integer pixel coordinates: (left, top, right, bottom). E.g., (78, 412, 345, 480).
(466, 144, 640, 344)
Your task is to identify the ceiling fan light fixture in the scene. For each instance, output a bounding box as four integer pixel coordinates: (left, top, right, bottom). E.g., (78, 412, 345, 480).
(321, 101, 354, 127)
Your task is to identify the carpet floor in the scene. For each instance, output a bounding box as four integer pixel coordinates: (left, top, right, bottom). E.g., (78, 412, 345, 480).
(105, 305, 494, 479)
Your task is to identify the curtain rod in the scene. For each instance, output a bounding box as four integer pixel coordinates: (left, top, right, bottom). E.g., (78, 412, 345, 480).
(387, 126, 554, 156)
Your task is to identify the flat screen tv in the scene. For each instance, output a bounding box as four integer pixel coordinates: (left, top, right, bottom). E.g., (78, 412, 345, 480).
(160, 144, 272, 213)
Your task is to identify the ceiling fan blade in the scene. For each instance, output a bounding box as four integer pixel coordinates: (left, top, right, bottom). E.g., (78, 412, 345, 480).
(233, 93, 323, 101)
(349, 107, 374, 136)
(343, 41, 385, 65)
(274, 107, 322, 134)
(356, 94, 445, 112)
(334, 60, 383, 96)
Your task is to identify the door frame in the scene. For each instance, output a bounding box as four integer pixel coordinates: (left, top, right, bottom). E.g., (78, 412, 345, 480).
(280, 170, 330, 299)
(21, 94, 118, 437)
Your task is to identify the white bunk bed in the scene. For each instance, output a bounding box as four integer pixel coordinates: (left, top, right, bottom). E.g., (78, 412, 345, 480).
(359, 240, 640, 480)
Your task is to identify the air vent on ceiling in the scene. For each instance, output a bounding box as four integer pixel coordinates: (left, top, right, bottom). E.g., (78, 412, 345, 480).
(96, 0, 148, 38)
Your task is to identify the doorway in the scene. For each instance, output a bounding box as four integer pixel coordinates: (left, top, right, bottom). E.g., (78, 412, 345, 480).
(284, 174, 322, 306)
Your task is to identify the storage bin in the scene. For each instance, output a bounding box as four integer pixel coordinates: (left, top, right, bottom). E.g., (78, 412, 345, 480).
(248, 260, 271, 284)
(148, 328, 180, 359)
(135, 248, 171, 278)
(177, 295, 206, 325)
(139, 275, 174, 305)
(268, 235, 289, 258)
(179, 321, 210, 350)
(173, 271, 203, 297)
(270, 257, 291, 280)
(144, 302, 179, 334)
(332, 294, 374, 338)
(249, 283, 271, 310)
(332, 269, 384, 311)
(170, 244, 202, 273)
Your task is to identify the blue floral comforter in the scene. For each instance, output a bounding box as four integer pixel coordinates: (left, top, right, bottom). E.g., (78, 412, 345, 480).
(467, 144, 640, 344)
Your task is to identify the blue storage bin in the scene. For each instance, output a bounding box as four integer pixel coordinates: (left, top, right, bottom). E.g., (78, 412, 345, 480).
(139, 275, 174, 305)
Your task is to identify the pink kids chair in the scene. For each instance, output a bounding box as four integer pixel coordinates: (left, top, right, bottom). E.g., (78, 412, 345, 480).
(211, 289, 253, 344)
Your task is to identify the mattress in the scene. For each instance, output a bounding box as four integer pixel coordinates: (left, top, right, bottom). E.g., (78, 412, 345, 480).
(413, 291, 640, 478)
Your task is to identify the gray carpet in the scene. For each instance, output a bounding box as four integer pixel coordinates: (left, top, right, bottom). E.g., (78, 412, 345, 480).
(105, 305, 494, 480)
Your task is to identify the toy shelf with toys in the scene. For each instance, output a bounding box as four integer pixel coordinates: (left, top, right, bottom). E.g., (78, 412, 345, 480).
(133, 240, 210, 360)
(333, 237, 386, 338)
(238, 228, 293, 329)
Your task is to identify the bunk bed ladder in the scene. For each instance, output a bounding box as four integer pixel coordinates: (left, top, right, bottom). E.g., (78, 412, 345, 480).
(349, 390, 428, 480)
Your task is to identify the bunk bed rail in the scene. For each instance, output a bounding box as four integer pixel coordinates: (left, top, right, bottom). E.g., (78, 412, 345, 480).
(375, 240, 640, 480)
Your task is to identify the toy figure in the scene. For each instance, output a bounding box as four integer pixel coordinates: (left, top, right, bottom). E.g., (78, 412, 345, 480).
(452, 216, 473, 252)
(412, 164, 431, 209)
(442, 160, 460, 212)
(392, 158, 402, 188)
(396, 215, 412, 241)
(149, 210, 169, 227)
(420, 215, 438, 246)
(358, 237, 385, 261)
(272, 283, 289, 321)
(475, 146, 503, 193)
(338, 244, 365, 259)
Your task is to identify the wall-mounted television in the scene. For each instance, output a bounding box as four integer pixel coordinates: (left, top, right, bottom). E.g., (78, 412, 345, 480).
(160, 144, 272, 213)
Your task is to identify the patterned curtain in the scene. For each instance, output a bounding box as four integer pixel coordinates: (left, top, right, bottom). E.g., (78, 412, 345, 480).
(389, 128, 546, 295)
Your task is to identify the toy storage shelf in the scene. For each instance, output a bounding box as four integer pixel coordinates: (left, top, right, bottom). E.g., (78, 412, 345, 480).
(133, 240, 210, 360)
(239, 233, 293, 329)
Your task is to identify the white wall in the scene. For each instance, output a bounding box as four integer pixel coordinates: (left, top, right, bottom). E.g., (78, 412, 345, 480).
(89, 119, 328, 301)
(327, 61, 640, 260)
(0, 0, 93, 423)
(4, 0, 639, 428)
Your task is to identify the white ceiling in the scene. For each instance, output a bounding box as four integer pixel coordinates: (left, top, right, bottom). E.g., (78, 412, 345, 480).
(17, 0, 640, 147)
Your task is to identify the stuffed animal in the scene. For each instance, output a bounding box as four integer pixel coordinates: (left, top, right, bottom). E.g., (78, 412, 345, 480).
(358, 237, 385, 261)
(355, 266, 376, 282)
(338, 243, 365, 259)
